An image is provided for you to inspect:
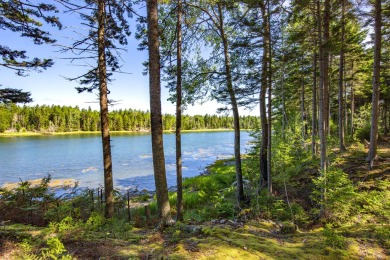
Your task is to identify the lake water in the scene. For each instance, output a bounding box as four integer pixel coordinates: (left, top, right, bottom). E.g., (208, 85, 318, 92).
(0, 131, 252, 191)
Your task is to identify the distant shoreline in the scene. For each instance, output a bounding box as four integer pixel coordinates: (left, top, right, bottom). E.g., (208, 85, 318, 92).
(0, 128, 253, 137)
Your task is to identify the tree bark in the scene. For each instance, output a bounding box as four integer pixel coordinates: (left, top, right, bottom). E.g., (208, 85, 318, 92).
(97, 0, 114, 219)
(267, 0, 272, 194)
(351, 83, 355, 137)
(176, 0, 184, 221)
(217, 3, 245, 204)
(259, 1, 269, 190)
(312, 49, 317, 156)
(147, 0, 173, 227)
(301, 63, 307, 141)
(350, 61, 355, 138)
(366, 0, 382, 168)
(316, 0, 326, 172)
(384, 98, 388, 135)
(323, 0, 330, 136)
(281, 54, 287, 140)
(338, 0, 347, 152)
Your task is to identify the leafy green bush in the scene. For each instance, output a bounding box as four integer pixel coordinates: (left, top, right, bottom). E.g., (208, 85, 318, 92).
(290, 203, 309, 226)
(354, 104, 375, 141)
(42, 237, 71, 259)
(47, 216, 82, 236)
(323, 224, 347, 249)
(355, 184, 390, 223)
(0, 175, 56, 225)
(312, 167, 356, 224)
(355, 123, 371, 141)
(85, 212, 106, 231)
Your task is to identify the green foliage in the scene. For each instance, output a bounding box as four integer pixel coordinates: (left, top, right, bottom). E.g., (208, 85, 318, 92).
(0, 175, 56, 225)
(0, 105, 259, 132)
(0, 105, 12, 132)
(372, 225, 390, 248)
(175, 161, 240, 221)
(41, 237, 70, 259)
(279, 221, 297, 234)
(85, 212, 106, 231)
(312, 167, 356, 223)
(47, 216, 81, 236)
(17, 235, 71, 260)
(354, 181, 390, 223)
(323, 224, 347, 249)
(170, 229, 181, 243)
(355, 123, 371, 141)
(254, 191, 292, 221)
(354, 104, 373, 141)
(290, 203, 309, 226)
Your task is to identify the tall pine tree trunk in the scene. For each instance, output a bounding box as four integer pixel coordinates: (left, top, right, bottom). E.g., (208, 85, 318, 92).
(350, 61, 355, 137)
(97, 0, 114, 219)
(312, 49, 318, 156)
(147, 0, 173, 227)
(281, 54, 287, 140)
(323, 0, 330, 136)
(217, 3, 244, 204)
(317, 0, 327, 174)
(338, 0, 347, 152)
(344, 68, 348, 139)
(366, 0, 382, 168)
(384, 98, 388, 134)
(267, 0, 272, 193)
(259, 1, 269, 189)
(175, 0, 183, 221)
(301, 64, 307, 141)
(351, 84, 355, 137)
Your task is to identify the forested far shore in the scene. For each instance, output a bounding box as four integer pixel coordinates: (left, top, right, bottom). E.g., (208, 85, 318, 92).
(0, 104, 259, 133)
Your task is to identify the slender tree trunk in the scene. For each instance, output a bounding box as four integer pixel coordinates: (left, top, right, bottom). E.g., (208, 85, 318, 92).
(344, 67, 348, 139)
(384, 98, 388, 134)
(280, 26, 287, 140)
(175, 0, 183, 221)
(259, 1, 269, 190)
(312, 49, 318, 156)
(281, 68, 287, 140)
(217, 3, 244, 203)
(301, 64, 307, 141)
(147, 0, 173, 227)
(351, 84, 355, 137)
(317, 0, 327, 173)
(266, 0, 272, 194)
(366, 0, 382, 168)
(350, 60, 355, 137)
(97, 0, 114, 219)
(338, 0, 347, 152)
(281, 56, 287, 140)
(323, 0, 330, 136)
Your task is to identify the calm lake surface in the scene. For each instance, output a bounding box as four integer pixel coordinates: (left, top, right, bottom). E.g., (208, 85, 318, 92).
(0, 131, 252, 191)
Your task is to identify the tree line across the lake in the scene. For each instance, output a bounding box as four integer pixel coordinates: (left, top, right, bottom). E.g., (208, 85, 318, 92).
(0, 104, 259, 133)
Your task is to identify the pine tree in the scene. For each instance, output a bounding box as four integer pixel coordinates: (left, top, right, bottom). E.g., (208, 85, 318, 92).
(57, 0, 133, 218)
(0, 1, 61, 76)
(366, 0, 382, 168)
(0, 88, 32, 104)
(147, 0, 174, 228)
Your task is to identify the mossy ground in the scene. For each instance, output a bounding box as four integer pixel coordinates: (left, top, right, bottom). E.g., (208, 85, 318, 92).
(1, 220, 387, 259)
(0, 142, 389, 259)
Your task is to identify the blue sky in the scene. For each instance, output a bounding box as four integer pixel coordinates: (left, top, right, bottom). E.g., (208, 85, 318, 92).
(0, 3, 257, 116)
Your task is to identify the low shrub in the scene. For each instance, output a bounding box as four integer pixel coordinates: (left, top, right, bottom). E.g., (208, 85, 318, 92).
(323, 224, 347, 249)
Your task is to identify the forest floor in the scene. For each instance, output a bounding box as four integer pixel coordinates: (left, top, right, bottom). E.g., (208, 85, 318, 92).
(0, 141, 389, 259)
